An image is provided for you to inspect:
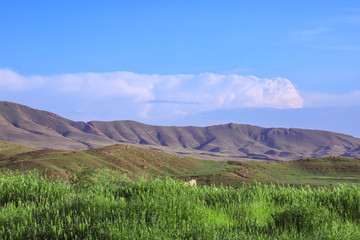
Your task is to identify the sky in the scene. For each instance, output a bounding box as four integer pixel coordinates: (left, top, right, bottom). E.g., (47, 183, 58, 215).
(1, 1, 360, 137)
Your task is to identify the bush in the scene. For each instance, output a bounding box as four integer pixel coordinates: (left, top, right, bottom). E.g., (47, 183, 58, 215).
(67, 163, 96, 189)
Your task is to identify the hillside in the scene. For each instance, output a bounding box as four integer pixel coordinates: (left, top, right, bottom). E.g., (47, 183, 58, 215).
(0, 140, 223, 183)
(1, 101, 360, 161)
(1, 140, 360, 187)
(0, 101, 117, 149)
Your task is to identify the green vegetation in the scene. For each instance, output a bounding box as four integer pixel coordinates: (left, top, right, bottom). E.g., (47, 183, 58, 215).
(225, 157, 360, 187)
(2, 103, 360, 237)
(0, 141, 35, 158)
(2, 141, 360, 188)
(1, 167, 360, 239)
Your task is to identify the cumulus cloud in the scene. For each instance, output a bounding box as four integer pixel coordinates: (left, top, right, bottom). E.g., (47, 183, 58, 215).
(152, 73, 303, 110)
(0, 69, 303, 120)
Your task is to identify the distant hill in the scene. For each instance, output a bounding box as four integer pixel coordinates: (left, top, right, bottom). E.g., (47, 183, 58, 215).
(0, 101, 117, 149)
(1, 101, 360, 161)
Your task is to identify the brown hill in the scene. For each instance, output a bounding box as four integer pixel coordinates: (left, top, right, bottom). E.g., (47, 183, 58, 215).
(0, 141, 203, 182)
(0, 101, 116, 149)
(1, 101, 360, 161)
(2, 140, 360, 187)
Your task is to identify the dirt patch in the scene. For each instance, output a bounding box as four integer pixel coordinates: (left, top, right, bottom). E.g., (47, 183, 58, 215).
(231, 170, 251, 178)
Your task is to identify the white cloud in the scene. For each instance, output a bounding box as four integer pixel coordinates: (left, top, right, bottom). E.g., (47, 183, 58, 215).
(0, 69, 28, 89)
(0, 69, 44, 90)
(302, 91, 360, 108)
(0, 69, 303, 119)
(187, 73, 304, 109)
(49, 71, 154, 101)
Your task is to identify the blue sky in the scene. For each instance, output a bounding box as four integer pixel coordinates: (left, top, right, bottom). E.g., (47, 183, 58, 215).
(1, 1, 360, 137)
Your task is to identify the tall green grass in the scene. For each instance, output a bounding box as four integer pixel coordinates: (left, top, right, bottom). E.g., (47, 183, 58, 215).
(1, 167, 359, 239)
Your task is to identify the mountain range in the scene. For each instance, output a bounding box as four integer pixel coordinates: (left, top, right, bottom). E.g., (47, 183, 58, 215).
(1, 101, 360, 161)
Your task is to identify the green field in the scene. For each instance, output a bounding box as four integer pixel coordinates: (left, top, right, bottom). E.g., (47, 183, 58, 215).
(2, 141, 360, 238)
(1, 168, 360, 239)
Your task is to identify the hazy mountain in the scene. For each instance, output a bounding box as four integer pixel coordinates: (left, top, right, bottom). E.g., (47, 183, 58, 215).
(0, 101, 117, 149)
(1, 101, 360, 161)
(176, 106, 360, 138)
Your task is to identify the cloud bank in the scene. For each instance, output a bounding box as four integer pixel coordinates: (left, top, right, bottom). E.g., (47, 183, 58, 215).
(0, 69, 303, 120)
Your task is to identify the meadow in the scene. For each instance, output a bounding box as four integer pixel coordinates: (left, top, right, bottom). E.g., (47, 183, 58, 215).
(1, 166, 360, 240)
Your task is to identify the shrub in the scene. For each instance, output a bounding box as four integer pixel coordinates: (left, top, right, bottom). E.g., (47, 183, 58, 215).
(67, 163, 96, 189)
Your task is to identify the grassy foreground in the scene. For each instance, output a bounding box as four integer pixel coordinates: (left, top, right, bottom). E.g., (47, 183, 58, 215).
(1, 168, 360, 239)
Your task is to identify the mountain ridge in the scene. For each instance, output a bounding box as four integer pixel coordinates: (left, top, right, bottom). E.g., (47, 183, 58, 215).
(1, 101, 360, 161)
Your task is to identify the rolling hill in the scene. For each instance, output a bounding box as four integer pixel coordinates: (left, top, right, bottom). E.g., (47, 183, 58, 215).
(1, 140, 360, 187)
(1, 101, 360, 161)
